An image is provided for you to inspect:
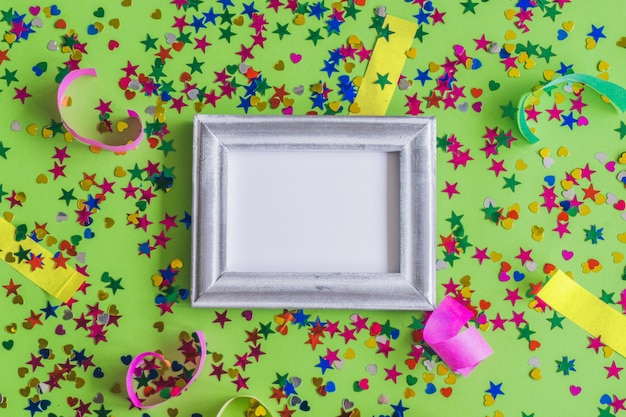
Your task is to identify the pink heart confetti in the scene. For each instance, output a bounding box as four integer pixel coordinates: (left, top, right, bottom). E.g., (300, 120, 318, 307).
(562, 250, 574, 260)
(577, 116, 589, 126)
(290, 53, 302, 64)
(241, 310, 253, 321)
(606, 161, 616, 172)
(357, 378, 369, 390)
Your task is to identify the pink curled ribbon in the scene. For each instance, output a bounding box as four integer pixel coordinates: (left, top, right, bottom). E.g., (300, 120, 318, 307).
(423, 296, 493, 376)
(126, 330, 207, 409)
(57, 68, 144, 152)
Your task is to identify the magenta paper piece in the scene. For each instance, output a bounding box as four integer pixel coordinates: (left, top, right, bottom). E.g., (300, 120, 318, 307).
(423, 296, 493, 376)
(57, 68, 144, 152)
(125, 330, 207, 409)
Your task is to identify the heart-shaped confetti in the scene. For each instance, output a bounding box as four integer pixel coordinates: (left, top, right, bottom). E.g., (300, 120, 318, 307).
(289, 53, 302, 63)
(1, 4, 625, 417)
(528, 367, 542, 381)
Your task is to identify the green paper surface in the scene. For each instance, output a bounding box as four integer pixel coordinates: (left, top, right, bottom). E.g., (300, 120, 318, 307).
(0, 1, 626, 417)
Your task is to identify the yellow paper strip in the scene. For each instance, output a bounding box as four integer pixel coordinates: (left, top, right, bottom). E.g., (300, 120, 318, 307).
(350, 15, 418, 116)
(538, 269, 626, 356)
(0, 218, 84, 302)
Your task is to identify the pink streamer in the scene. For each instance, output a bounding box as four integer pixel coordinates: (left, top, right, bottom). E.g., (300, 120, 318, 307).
(423, 296, 493, 376)
(125, 330, 207, 409)
(57, 68, 144, 152)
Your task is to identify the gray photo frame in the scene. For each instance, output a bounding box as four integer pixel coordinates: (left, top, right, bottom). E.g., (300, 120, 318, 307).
(191, 115, 436, 310)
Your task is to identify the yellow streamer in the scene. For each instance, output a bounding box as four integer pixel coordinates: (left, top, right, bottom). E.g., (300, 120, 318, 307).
(350, 15, 418, 116)
(0, 218, 84, 302)
(538, 269, 626, 357)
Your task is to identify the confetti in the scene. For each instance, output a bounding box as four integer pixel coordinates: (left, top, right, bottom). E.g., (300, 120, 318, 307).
(0, 1, 625, 416)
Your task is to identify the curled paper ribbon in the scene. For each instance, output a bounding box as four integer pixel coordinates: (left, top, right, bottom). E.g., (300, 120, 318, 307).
(126, 330, 207, 409)
(538, 270, 626, 358)
(350, 15, 418, 116)
(0, 217, 84, 302)
(126, 331, 274, 416)
(423, 296, 493, 376)
(518, 73, 626, 144)
(217, 396, 274, 417)
(58, 68, 144, 152)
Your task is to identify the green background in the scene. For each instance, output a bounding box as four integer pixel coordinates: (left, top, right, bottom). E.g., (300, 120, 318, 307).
(1, 1, 626, 416)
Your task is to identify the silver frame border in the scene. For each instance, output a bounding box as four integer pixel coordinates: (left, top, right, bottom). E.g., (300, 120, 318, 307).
(191, 115, 436, 310)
